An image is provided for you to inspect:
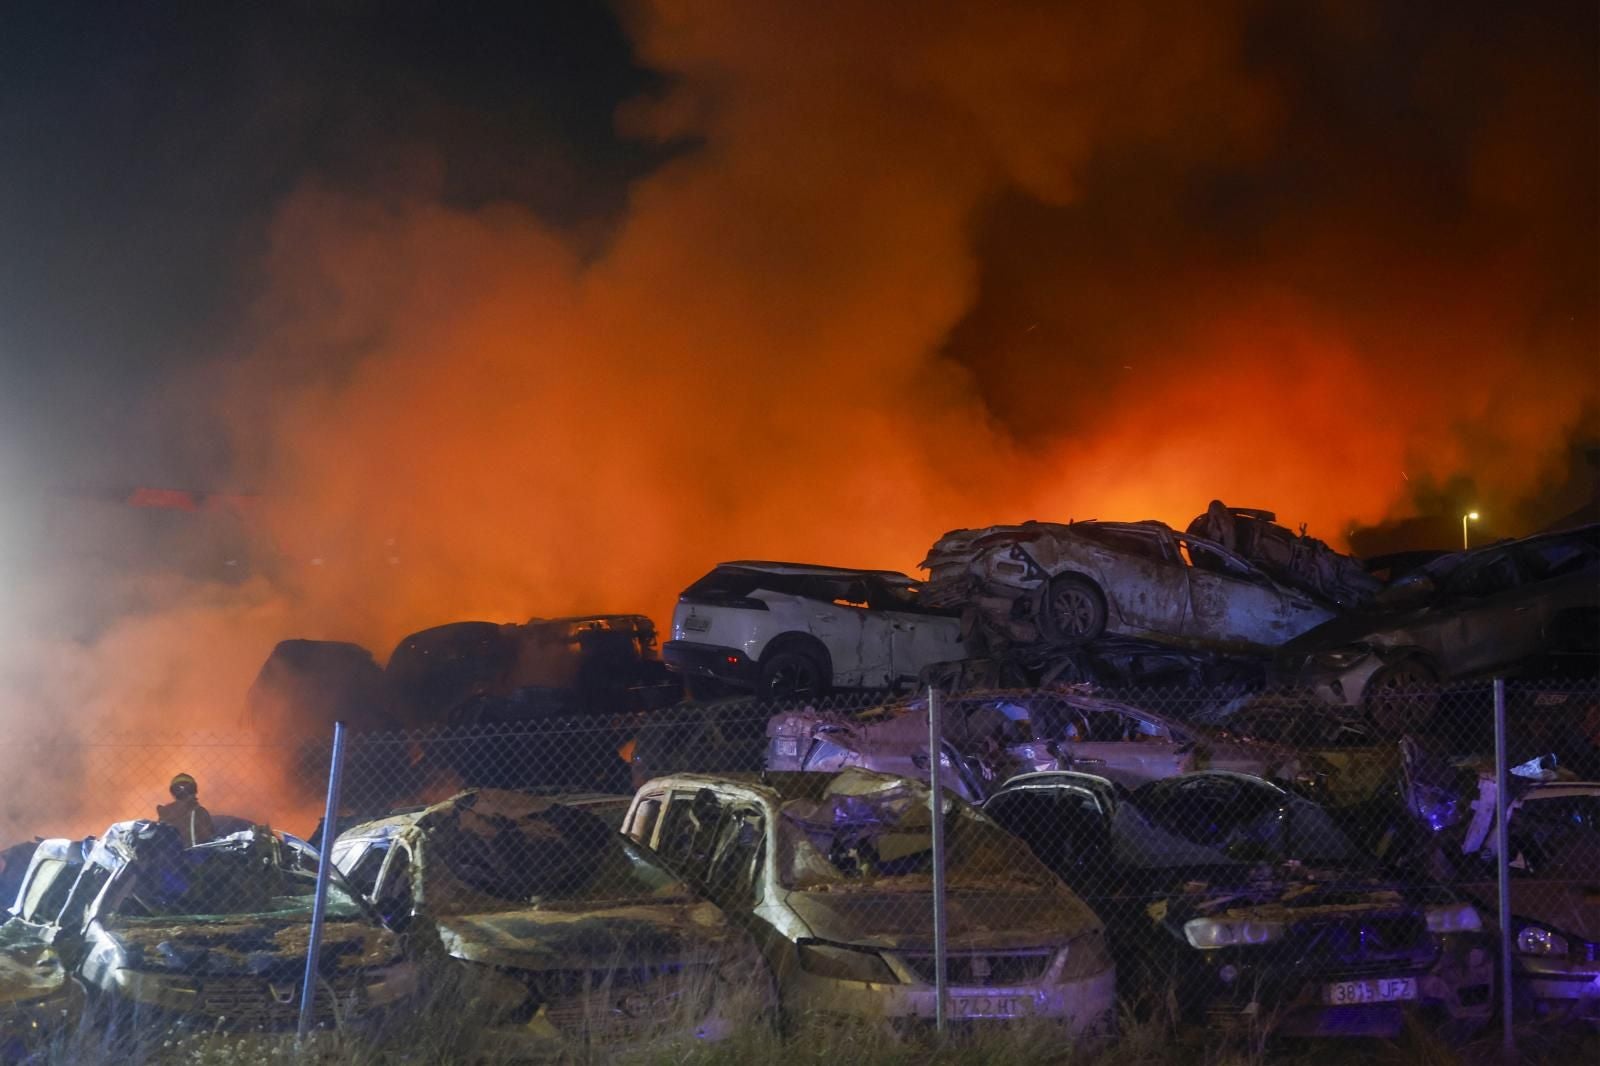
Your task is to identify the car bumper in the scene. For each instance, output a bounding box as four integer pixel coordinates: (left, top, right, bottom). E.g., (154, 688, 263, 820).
(781, 964, 1116, 1035)
(1186, 936, 1493, 1039)
(1516, 955, 1600, 1023)
(663, 641, 760, 687)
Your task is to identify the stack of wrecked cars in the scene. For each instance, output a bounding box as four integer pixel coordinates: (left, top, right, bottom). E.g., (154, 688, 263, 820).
(983, 770, 1495, 1038)
(765, 688, 1331, 802)
(331, 789, 764, 1054)
(624, 768, 1116, 1035)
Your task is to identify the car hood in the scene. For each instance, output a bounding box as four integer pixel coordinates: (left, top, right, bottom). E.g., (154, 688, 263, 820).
(786, 885, 1096, 952)
(1155, 872, 1440, 928)
(0, 922, 67, 1005)
(433, 898, 739, 971)
(99, 916, 401, 977)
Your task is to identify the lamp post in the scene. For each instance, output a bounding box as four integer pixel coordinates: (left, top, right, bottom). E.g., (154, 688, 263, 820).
(1462, 511, 1479, 551)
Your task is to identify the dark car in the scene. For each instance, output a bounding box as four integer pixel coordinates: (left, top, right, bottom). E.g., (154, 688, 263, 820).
(984, 771, 1494, 1039)
(1277, 524, 1600, 733)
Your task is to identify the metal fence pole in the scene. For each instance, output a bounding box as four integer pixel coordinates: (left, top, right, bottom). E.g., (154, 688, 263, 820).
(1493, 679, 1514, 1061)
(928, 685, 948, 1035)
(298, 721, 348, 1045)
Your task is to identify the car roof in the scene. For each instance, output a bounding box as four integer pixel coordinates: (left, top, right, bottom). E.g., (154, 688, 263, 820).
(335, 788, 620, 845)
(715, 560, 918, 582)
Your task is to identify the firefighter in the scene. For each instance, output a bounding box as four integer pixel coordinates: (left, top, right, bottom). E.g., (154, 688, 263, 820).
(157, 772, 216, 847)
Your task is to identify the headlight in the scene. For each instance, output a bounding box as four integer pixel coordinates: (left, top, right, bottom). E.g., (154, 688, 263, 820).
(795, 941, 897, 984)
(1516, 926, 1569, 957)
(1425, 903, 1483, 935)
(1182, 918, 1286, 950)
(1059, 930, 1112, 979)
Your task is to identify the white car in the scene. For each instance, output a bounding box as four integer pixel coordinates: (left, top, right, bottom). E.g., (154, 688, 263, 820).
(664, 562, 968, 700)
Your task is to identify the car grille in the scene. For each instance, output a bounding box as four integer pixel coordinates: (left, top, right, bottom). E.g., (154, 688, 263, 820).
(899, 950, 1053, 987)
(197, 976, 362, 1028)
(522, 964, 715, 1044)
(1287, 914, 1432, 973)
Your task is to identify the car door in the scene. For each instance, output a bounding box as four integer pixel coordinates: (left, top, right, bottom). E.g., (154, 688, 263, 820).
(1054, 706, 1188, 788)
(869, 577, 966, 685)
(1436, 548, 1544, 672)
(800, 576, 872, 686)
(1174, 534, 1328, 648)
(1062, 525, 1190, 634)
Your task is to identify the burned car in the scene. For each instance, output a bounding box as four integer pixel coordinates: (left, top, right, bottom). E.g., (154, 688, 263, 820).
(921, 519, 1336, 655)
(66, 821, 413, 1030)
(985, 771, 1493, 1039)
(1277, 524, 1600, 733)
(665, 562, 968, 700)
(0, 837, 90, 1048)
(766, 689, 1320, 800)
(1394, 756, 1600, 1023)
(1187, 502, 1382, 610)
(625, 769, 1116, 1035)
(330, 789, 761, 1053)
(1198, 692, 1397, 807)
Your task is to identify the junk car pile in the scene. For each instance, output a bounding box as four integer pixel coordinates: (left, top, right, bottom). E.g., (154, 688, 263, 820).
(4, 503, 1597, 1053)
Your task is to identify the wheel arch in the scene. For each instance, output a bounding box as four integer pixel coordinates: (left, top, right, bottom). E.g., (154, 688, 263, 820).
(758, 631, 834, 680)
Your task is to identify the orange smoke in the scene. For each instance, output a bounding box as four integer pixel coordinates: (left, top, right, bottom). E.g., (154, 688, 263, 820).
(1, 1, 1594, 845)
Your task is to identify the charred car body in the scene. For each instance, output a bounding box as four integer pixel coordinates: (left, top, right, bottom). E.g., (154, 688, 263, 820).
(625, 769, 1116, 1035)
(921, 519, 1337, 660)
(766, 689, 1320, 801)
(64, 822, 413, 1030)
(0, 837, 89, 1049)
(984, 771, 1493, 1039)
(1278, 524, 1600, 732)
(1186, 502, 1382, 610)
(1394, 752, 1600, 1023)
(665, 562, 967, 700)
(330, 789, 760, 1053)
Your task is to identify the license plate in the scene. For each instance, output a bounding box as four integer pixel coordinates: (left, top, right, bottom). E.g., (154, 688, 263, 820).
(683, 614, 711, 633)
(1321, 977, 1417, 1005)
(950, 995, 1023, 1018)
(773, 737, 799, 757)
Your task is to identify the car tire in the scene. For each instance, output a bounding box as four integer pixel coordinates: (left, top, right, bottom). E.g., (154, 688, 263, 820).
(1039, 574, 1108, 645)
(1363, 657, 1439, 736)
(758, 645, 830, 702)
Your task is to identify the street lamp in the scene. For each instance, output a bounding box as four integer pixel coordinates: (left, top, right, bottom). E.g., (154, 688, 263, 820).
(1462, 511, 1479, 551)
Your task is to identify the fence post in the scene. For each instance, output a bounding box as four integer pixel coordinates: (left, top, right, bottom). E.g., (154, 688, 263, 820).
(928, 685, 948, 1035)
(298, 721, 348, 1046)
(1492, 679, 1514, 1061)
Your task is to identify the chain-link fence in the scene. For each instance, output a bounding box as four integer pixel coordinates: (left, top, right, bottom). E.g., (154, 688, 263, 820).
(2, 677, 1597, 1059)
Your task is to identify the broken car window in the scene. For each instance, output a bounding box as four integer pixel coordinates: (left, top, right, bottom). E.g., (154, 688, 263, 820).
(1115, 776, 1362, 870)
(777, 784, 1051, 890)
(112, 842, 366, 921)
(1073, 524, 1171, 563)
(422, 804, 688, 913)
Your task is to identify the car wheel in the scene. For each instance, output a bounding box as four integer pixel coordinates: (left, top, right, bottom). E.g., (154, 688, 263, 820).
(1363, 658, 1439, 735)
(1040, 574, 1108, 644)
(759, 647, 829, 702)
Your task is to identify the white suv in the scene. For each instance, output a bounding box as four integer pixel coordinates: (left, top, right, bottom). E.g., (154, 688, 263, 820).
(664, 561, 967, 700)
